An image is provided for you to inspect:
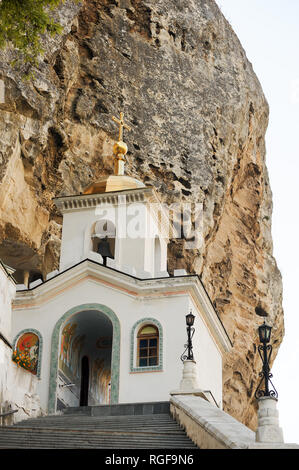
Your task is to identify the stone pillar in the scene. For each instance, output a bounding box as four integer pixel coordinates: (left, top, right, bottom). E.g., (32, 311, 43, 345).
(255, 397, 284, 443)
(23, 270, 30, 288)
(170, 360, 217, 407)
(179, 360, 199, 391)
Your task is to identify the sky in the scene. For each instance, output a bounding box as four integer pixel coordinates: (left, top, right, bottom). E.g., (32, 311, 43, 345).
(216, 0, 299, 444)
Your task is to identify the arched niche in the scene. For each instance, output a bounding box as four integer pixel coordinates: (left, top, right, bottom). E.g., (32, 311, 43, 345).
(12, 329, 43, 378)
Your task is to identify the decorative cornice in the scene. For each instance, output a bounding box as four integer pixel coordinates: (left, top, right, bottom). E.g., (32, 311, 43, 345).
(53, 187, 157, 213)
(53, 186, 170, 239)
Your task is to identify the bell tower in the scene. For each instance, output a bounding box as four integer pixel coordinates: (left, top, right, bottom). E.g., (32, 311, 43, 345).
(54, 113, 170, 279)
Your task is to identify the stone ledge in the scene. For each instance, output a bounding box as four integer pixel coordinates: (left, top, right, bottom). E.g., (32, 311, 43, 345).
(170, 389, 219, 408)
(170, 395, 299, 449)
(248, 443, 299, 449)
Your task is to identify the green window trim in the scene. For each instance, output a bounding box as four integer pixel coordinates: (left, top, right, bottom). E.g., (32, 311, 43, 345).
(130, 318, 163, 373)
(48, 303, 120, 414)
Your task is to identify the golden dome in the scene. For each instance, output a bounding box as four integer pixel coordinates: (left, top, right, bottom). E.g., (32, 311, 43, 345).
(83, 175, 146, 195)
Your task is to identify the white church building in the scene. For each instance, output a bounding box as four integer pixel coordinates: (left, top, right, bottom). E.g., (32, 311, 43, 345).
(3, 113, 232, 417)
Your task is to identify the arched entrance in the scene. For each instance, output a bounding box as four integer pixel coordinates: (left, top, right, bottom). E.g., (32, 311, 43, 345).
(48, 304, 120, 414)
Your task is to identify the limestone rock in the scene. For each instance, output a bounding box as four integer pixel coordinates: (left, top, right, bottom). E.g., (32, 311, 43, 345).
(0, 0, 283, 429)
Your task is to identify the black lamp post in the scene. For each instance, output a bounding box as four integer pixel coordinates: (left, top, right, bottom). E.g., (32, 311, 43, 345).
(255, 321, 278, 399)
(258, 321, 272, 344)
(181, 312, 195, 362)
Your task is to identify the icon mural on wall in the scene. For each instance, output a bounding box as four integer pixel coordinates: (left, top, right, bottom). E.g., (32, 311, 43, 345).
(59, 322, 86, 378)
(91, 357, 111, 404)
(59, 322, 78, 371)
(12, 332, 39, 375)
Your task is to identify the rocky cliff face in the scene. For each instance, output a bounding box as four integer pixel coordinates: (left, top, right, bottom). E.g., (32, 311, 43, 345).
(0, 0, 283, 429)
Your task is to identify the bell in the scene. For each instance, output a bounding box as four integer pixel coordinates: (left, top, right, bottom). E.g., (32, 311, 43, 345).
(97, 237, 113, 265)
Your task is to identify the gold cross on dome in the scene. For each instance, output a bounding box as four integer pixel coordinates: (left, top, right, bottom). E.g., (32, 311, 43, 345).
(111, 112, 131, 142)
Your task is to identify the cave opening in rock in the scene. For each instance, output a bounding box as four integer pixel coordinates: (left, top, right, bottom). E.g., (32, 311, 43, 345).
(0, 238, 44, 286)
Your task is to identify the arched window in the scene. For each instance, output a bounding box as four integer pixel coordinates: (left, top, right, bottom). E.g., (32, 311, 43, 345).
(137, 325, 159, 367)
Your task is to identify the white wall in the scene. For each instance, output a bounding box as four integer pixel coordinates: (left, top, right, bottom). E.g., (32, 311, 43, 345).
(12, 273, 223, 412)
(0, 342, 41, 423)
(0, 264, 15, 341)
(190, 299, 223, 408)
(0, 264, 42, 423)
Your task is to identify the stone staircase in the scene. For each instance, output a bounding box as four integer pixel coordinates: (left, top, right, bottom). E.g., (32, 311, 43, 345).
(0, 402, 197, 449)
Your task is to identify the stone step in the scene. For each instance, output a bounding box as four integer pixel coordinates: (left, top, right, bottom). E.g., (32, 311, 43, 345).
(0, 431, 192, 440)
(14, 426, 183, 432)
(17, 414, 175, 424)
(15, 421, 178, 429)
(1, 426, 185, 435)
(0, 441, 196, 449)
(62, 401, 171, 416)
(0, 430, 196, 449)
(15, 413, 177, 427)
(22, 413, 173, 419)
(0, 430, 192, 438)
(1, 422, 188, 435)
(0, 401, 197, 449)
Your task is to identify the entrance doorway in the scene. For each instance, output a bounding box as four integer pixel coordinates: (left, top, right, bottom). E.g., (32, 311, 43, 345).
(57, 310, 113, 409)
(80, 356, 89, 406)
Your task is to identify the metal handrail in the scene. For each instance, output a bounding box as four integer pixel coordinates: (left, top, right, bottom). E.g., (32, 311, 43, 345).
(59, 383, 75, 388)
(0, 409, 18, 417)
